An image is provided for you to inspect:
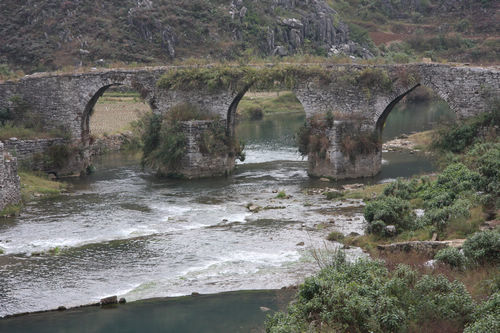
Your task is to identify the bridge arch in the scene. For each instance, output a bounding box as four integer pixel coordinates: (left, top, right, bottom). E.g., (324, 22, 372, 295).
(375, 83, 457, 141)
(80, 79, 155, 145)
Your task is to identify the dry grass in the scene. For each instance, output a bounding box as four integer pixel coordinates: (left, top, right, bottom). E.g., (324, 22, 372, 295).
(374, 248, 499, 301)
(90, 97, 150, 137)
(407, 130, 434, 150)
(343, 183, 386, 200)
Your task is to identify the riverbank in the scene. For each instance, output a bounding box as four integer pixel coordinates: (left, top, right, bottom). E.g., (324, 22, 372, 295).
(267, 108, 500, 332)
(0, 171, 67, 218)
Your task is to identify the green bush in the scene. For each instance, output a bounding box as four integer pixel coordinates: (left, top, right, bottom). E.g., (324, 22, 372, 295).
(434, 247, 467, 268)
(464, 292, 500, 333)
(433, 109, 499, 153)
(276, 191, 287, 199)
(47, 144, 73, 169)
(266, 257, 476, 332)
(355, 68, 393, 92)
(462, 230, 500, 265)
(383, 178, 419, 200)
(412, 274, 475, 325)
(295, 119, 330, 159)
(466, 142, 500, 197)
(140, 113, 187, 173)
(325, 191, 343, 200)
(419, 163, 481, 209)
(368, 219, 387, 236)
(326, 231, 344, 242)
(364, 196, 416, 233)
(0, 108, 12, 125)
(245, 107, 263, 120)
(295, 121, 311, 156)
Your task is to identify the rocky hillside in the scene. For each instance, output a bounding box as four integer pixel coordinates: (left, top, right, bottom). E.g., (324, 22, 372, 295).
(0, 0, 497, 73)
(0, 0, 371, 72)
(328, 0, 499, 64)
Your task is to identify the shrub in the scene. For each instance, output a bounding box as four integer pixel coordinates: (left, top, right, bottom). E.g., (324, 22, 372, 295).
(383, 178, 419, 200)
(245, 107, 263, 120)
(434, 247, 466, 268)
(464, 292, 500, 333)
(368, 219, 387, 236)
(364, 196, 416, 233)
(266, 257, 476, 332)
(327, 231, 344, 242)
(462, 230, 500, 265)
(140, 113, 187, 173)
(295, 118, 331, 159)
(47, 144, 73, 169)
(466, 142, 500, 196)
(296, 121, 312, 156)
(340, 130, 380, 162)
(432, 109, 499, 153)
(412, 275, 475, 326)
(325, 191, 343, 200)
(276, 191, 287, 199)
(355, 68, 393, 92)
(0, 108, 12, 125)
(142, 123, 187, 173)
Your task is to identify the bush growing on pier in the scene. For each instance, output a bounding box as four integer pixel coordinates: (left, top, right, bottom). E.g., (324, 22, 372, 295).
(139, 104, 246, 174)
(199, 121, 245, 162)
(296, 115, 332, 159)
(140, 112, 187, 173)
(340, 130, 381, 162)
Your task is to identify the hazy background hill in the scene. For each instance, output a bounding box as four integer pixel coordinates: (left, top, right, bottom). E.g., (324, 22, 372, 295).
(0, 0, 498, 75)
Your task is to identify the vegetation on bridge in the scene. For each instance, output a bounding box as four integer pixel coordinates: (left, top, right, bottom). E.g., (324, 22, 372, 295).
(157, 65, 395, 93)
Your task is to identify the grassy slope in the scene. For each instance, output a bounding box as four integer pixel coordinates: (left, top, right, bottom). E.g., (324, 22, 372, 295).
(0, 171, 67, 217)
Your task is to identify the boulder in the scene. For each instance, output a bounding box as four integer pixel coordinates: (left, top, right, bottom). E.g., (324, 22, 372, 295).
(385, 225, 397, 236)
(100, 296, 118, 306)
(247, 204, 261, 212)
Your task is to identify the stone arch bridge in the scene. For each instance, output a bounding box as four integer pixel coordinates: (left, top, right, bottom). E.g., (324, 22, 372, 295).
(0, 63, 498, 179)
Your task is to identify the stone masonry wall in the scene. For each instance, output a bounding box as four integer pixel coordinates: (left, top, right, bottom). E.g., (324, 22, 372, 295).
(4, 138, 67, 162)
(176, 120, 235, 179)
(0, 142, 21, 211)
(308, 120, 381, 179)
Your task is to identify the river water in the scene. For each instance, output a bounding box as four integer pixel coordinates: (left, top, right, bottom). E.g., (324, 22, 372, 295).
(0, 100, 453, 324)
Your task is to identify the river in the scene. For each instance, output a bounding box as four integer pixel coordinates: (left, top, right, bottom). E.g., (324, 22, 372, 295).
(0, 99, 453, 330)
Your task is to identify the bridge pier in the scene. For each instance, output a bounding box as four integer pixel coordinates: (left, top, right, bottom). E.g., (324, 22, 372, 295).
(150, 120, 238, 179)
(306, 119, 381, 180)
